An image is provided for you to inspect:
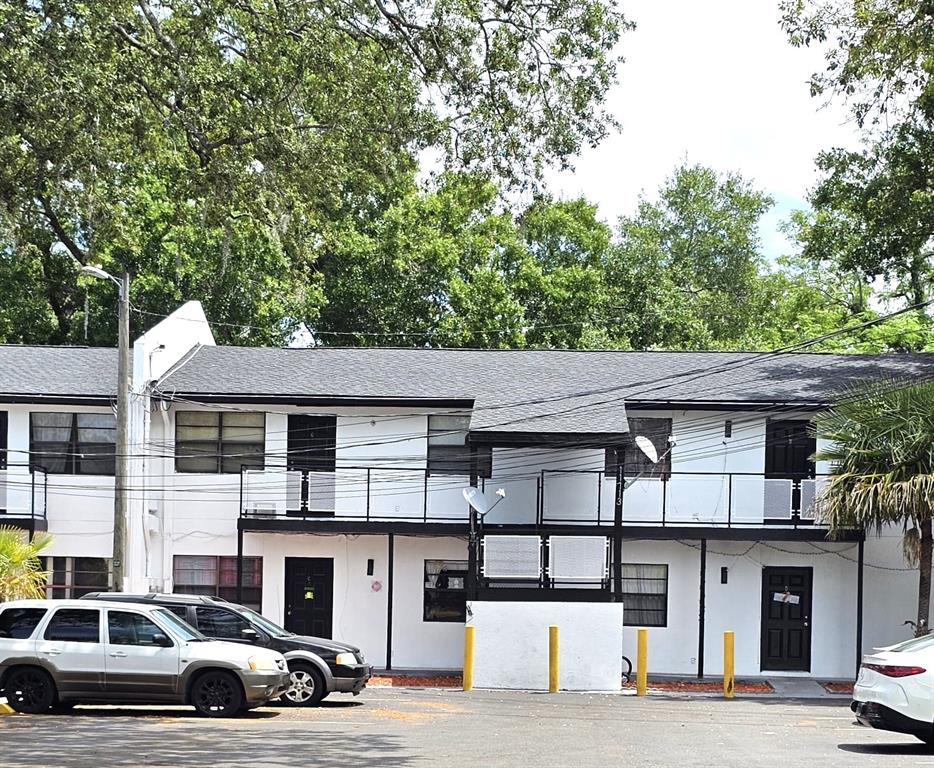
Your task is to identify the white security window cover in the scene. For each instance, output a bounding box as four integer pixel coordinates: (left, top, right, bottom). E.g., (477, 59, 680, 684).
(483, 535, 542, 579)
(549, 536, 609, 581)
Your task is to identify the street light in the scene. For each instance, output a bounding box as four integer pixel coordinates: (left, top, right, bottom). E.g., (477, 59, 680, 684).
(81, 265, 130, 592)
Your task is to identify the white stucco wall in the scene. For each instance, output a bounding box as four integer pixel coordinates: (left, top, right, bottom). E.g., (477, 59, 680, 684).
(469, 601, 625, 690)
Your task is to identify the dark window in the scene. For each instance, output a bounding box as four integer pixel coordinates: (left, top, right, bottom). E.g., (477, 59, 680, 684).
(175, 411, 265, 474)
(30, 412, 115, 475)
(605, 418, 672, 479)
(42, 557, 112, 599)
(194, 606, 251, 639)
(287, 415, 336, 471)
(424, 560, 468, 622)
(173, 555, 263, 611)
(45, 608, 101, 643)
(108, 611, 172, 646)
(0, 410, 7, 470)
(165, 606, 190, 621)
(427, 416, 491, 477)
(0, 608, 47, 639)
(621, 564, 668, 627)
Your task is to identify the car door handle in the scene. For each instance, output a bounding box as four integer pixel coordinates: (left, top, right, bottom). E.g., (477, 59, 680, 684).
(41, 648, 62, 656)
(109, 651, 127, 658)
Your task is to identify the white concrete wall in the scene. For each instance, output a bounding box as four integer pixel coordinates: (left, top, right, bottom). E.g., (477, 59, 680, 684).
(469, 601, 625, 690)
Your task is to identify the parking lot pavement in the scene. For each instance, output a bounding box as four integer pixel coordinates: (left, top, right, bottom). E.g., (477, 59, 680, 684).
(0, 688, 929, 768)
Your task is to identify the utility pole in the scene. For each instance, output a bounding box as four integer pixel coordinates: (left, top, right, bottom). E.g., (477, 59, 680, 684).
(80, 265, 132, 591)
(113, 272, 130, 592)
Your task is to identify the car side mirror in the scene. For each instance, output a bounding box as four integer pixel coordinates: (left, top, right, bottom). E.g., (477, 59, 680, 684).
(152, 633, 173, 648)
(241, 628, 261, 642)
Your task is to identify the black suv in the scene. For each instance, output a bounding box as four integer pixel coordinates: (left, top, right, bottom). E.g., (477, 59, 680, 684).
(82, 593, 371, 706)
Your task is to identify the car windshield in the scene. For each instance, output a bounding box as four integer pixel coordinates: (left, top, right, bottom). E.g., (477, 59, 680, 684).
(153, 608, 207, 642)
(886, 633, 934, 653)
(236, 606, 292, 638)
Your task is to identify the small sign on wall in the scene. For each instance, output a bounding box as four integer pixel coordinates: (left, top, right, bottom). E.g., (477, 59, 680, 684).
(773, 591, 800, 605)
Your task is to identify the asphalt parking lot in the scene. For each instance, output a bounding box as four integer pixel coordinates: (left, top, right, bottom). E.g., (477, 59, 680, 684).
(0, 688, 929, 768)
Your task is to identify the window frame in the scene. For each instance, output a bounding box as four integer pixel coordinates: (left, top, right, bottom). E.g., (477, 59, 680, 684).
(173, 555, 263, 611)
(42, 556, 113, 599)
(620, 563, 669, 627)
(29, 411, 116, 476)
(175, 411, 266, 474)
(423, 559, 469, 623)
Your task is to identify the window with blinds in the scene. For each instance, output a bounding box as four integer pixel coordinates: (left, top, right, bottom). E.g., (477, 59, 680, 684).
(30, 412, 116, 475)
(621, 563, 669, 627)
(175, 411, 265, 473)
(173, 555, 263, 610)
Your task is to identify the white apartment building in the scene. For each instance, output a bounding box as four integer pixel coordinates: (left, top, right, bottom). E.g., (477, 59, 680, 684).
(0, 302, 929, 679)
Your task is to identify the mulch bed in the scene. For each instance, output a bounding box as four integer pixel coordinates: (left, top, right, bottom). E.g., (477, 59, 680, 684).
(370, 675, 463, 687)
(369, 675, 775, 693)
(821, 681, 854, 694)
(623, 679, 775, 694)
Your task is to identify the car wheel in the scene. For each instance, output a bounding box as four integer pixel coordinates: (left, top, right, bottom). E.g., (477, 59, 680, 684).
(5, 667, 57, 714)
(191, 671, 244, 718)
(281, 663, 326, 707)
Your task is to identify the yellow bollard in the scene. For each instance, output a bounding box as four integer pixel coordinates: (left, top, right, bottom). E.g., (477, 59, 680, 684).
(723, 630, 735, 699)
(636, 627, 648, 696)
(549, 625, 560, 693)
(463, 625, 475, 692)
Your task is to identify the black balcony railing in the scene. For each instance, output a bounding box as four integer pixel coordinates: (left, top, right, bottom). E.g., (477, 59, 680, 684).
(239, 466, 832, 530)
(0, 463, 49, 528)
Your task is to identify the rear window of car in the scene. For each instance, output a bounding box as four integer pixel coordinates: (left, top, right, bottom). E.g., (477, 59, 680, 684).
(44, 609, 101, 643)
(0, 608, 48, 639)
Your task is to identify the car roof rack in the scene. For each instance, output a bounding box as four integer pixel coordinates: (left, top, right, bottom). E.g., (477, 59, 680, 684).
(80, 592, 233, 605)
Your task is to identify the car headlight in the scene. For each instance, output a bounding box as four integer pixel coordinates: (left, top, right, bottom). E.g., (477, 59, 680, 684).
(335, 652, 357, 665)
(248, 655, 278, 671)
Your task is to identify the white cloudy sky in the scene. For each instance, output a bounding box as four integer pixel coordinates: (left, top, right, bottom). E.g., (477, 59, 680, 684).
(544, 0, 861, 259)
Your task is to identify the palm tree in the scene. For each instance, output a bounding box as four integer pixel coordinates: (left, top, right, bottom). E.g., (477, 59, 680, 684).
(0, 526, 51, 602)
(814, 378, 934, 637)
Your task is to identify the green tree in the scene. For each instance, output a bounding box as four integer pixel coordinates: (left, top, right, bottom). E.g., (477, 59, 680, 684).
(0, 527, 50, 601)
(781, 0, 934, 125)
(814, 380, 934, 635)
(605, 164, 775, 349)
(0, 0, 629, 345)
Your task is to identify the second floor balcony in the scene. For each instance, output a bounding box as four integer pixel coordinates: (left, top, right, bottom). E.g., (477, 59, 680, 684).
(239, 466, 834, 533)
(0, 464, 49, 532)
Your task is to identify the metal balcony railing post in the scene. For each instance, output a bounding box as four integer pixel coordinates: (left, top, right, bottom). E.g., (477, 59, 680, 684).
(366, 468, 371, 522)
(727, 474, 733, 528)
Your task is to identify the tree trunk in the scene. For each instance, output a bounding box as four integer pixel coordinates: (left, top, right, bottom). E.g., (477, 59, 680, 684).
(917, 518, 933, 636)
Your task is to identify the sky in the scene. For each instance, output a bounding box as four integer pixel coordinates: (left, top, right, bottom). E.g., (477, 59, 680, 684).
(544, 0, 861, 260)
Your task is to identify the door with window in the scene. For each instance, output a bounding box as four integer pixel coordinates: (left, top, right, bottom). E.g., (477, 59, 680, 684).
(38, 608, 106, 695)
(285, 558, 334, 638)
(760, 567, 812, 671)
(104, 610, 180, 699)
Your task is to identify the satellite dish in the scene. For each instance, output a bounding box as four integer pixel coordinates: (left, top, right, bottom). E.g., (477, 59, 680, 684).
(634, 435, 658, 464)
(463, 487, 507, 516)
(463, 487, 490, 516)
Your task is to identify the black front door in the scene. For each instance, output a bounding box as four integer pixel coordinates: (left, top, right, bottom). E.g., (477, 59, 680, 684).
(760, 566, 812, 671)
(284, 558, 334, 638)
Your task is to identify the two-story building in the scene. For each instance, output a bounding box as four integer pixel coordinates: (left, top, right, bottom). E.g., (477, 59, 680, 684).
(1, 302, 930, 681)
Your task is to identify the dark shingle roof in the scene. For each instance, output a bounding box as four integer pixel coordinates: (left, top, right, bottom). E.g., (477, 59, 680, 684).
(0, 346, 117, 400)
(158, 346, 934, 434)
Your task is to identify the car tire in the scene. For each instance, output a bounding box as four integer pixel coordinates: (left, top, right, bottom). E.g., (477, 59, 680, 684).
(280, 663, 327, 707)
(4, 667, 57, 714)
(190, 671, 244, 718)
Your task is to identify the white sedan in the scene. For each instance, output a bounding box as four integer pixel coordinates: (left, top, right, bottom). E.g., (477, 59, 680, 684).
(852, 633, 934, 744)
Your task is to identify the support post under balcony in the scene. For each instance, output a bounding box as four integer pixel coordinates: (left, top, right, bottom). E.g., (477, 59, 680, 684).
(467, 444, 480, 601)
(698, 539, 707, 679)
(612, 452, 624, 600)
(856, 536, 865, 675)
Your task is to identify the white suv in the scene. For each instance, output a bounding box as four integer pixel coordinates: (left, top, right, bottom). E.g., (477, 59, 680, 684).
(0, 599, 291, 717)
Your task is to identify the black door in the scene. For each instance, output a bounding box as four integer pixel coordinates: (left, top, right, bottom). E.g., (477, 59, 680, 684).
(760, 566, 812, 671)
(765, 420, 816, 516)
(284, 557, 334, 638)
(286, 415, 337, 517)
